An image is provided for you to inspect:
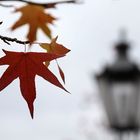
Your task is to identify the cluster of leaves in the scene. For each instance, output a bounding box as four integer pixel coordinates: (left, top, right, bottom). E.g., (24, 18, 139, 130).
(0, 0, 78, 118)
(0, 38, 70, 118)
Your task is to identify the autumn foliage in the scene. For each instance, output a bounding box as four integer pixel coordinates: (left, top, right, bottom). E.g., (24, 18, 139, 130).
(0, 0, 78, 118)
(11, 4, 56, 42)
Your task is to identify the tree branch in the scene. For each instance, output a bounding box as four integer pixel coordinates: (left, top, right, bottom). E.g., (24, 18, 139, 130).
(0, 0, 79, 8)
(0, 3, 14, 7)
(0, 35, 30, 45)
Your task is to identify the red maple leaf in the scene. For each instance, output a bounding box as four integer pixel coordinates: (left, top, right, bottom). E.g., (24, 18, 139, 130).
(0, 50, 67, 118)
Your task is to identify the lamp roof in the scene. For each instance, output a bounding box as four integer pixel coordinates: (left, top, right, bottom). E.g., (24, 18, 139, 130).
(96, 38, 140, 81)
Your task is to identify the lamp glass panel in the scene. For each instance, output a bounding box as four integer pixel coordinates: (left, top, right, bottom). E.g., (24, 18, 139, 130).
(110, 82, 138, 127)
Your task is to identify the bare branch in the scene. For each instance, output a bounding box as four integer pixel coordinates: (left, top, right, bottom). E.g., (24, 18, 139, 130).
(0, 35, 30, 45)
(0, 0, 79, 8)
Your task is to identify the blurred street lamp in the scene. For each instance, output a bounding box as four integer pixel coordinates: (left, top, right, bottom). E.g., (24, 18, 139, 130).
(96, 35, 140, 134)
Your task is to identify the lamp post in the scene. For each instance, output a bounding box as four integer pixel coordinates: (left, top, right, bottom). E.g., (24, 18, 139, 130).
(96, 35, 140, 139)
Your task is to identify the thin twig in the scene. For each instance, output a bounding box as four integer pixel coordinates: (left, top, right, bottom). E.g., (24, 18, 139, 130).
(0, 3, 14, 7)
(0, 35, 30, 45)
(0, 0, 79, 8)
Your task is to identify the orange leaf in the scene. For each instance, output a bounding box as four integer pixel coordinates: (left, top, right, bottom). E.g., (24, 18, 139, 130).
(40, 36, 70, 55)
(11, 5, 56, 42)
(0, 50, 68, 118)
(39, 37, 70, 83)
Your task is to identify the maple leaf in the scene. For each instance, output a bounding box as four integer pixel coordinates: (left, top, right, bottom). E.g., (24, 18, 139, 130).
(40, 36, 70, 56)
(56, 60, 66, 83)
(0, 50, 67, 118)
(39, 36, 70, 83)
(11, 4, 56, 42)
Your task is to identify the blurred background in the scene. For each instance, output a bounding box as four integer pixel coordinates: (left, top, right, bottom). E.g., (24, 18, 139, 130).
(0, 0, 140, 139)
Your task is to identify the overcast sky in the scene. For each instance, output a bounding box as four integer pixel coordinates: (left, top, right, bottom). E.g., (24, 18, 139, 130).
(0, 0, 140, 140)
